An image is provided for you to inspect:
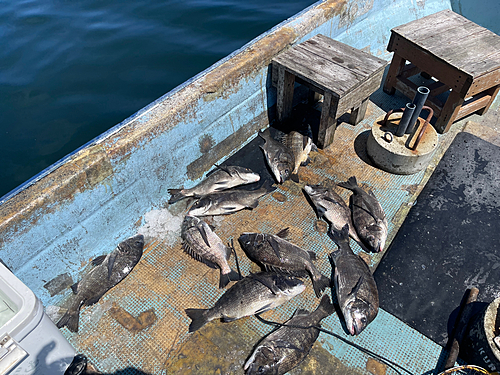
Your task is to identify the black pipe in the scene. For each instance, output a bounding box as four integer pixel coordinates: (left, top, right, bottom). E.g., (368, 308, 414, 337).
(396, 103, 416, 137)
(407, 86, 430, 134)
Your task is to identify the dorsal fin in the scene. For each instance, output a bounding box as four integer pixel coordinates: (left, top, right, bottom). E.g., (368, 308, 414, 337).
(213, 164, 233, 177)
(275, 228, 289, 238)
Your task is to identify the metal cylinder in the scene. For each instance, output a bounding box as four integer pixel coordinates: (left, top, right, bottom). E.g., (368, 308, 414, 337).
(395, 103, 416, 137)
(407, 86, 430, 134)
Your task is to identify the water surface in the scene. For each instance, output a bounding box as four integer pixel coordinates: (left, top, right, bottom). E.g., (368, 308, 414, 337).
(0, 0, 315, 198)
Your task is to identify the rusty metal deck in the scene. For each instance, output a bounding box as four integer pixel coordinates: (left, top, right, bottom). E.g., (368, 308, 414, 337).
(55, 88, 476, 375)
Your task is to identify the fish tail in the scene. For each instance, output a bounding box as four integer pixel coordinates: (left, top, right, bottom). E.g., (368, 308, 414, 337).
(258, 128, 271, 141)
(185, 308, 209, 333)
(219, 269, 242, 289)
(259, 179, 277, 194)
(328, 224, 350, 246)
(316, 294, 335, 317)
(312, 273, 331, 298)
(167, 189, 185, 204)
(337, 176, 358, 191)
(56, 308, 80, 333)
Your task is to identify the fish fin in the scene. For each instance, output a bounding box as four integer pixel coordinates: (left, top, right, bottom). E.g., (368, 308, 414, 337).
(317, 294, 335, 316)
(275, 341, 305, 352)
(86, 294, 103, 306)
(91, 255, 106, 266)
(182, 243, 218, 269)
(292, 308, 310, 317)
(185, 308, 209, 333)
(275, 228, 289, 239)
(348, 275, 365, 299)
(316, 204, 327, 218)
(258, 179, 277, 195)
(222, 316, 239, 323)
(255, 303, 273, 314)
(213, 164, 233, 177)
(167, 189, 185, 204)
(250, 273, 278, 294)
(248, 200, 259, 209)
(337, 176, 358, 191)
(290, 173, 299, 183)
(70, 282, 79, 295)
(56, 309, 80, 333)
(258, 128, 271, 141)
(223, 206, 238, 211)
(307, 251, 317, 260)
(219, 269, 241, 289)
(107, 252, 117, 280)
(323, 196, 342, 205)
(266, 237, 281, 259)
(197, 225, 211, 248)
(312, 274, 331, 298)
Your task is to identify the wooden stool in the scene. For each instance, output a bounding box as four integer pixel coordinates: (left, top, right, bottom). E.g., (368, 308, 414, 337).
(383, 9, 500, 133)
(271, 34, 387, 148)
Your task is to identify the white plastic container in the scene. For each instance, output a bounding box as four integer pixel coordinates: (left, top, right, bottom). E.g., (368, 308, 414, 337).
(0, 262, 76, 374)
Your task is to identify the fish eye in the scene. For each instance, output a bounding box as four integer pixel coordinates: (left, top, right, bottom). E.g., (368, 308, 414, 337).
(361, 317, 367, 324)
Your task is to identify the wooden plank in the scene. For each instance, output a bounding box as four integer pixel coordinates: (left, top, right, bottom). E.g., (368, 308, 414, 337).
(477, 85, 500, 115)
(466, 67, 500, 97)
(300, 34, 387, 79)
(383, 52, 407, 95)
(399, 63, 421, 79)
(428, 81, 450, 97)
(273, 48, 359, 97)
(457, 93, 492, 119)
(349, 97, 369, 125)
(392, 10, 469, 42)
(389, 34, 472, 96)
(318, 92, 337, 148)
(336, 70, 384, 116)
(276, 66, 295, 123)
(435, 90, 465, 133)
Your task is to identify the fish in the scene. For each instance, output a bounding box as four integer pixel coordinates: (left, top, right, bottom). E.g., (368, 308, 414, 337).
(238, 229, 330, 298)
(181, 215, 241, 288)
(185, 272, 305, 333)
(337, 176, 388, 253)
(244, 294, 334, 375)
(187, 180, 275, 216)
(259, 128, 295, 184)
(303, 184, 368, 251)
(329, 224, 379, 335)
(281, 126, 314, 182)
(56, 235, 145, 333)
(168, 165, 261, 204)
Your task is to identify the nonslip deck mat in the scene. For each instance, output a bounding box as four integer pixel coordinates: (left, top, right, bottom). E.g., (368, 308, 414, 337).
(374, 131, 500, 347)
(60, 99, 454, 375)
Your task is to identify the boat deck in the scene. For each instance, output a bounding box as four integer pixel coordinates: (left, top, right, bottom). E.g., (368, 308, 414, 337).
(53, 73, 500, 375)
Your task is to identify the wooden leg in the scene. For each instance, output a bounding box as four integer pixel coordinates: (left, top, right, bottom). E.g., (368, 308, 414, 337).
(477, 85, 500, 116)
(349, 98, 369, 125)
(317, 92, 338, 149)
(276, 66, 295, 123)
(435, 90, 465, 133)
(308, 89, 321, 105)
(383, 53, 407, 95)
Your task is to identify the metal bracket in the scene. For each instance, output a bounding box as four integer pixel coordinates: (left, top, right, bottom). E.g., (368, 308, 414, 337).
(0, 334, 28, 374)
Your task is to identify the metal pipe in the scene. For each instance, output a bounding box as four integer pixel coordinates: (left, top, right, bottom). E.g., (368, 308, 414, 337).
(410, 106, 434, 151)
(395, 103, 416, 137)
(407, 86, 430, 134)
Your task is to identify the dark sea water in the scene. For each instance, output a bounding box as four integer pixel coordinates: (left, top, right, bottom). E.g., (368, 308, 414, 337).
(0, 0, 315, 199)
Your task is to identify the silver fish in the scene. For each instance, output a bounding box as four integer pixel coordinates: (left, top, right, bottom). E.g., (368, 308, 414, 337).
(337, 176, 388, 253)
(304, 184, 367, 251)
(187, 181, 274, 216)
(244, 294, 334, 375)
(329, 224, 379, 335)
(181, 215, 241, 288)
(238, 229, 330, 298)
(185, 272, 305, 333)
(282, 127, 313, 182)
(168, 165, 260, 204)
(56, 235, 144, 333)
(259, 128, 295, 184)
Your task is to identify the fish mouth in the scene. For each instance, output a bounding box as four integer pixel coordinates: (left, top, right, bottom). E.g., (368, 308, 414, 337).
(349, 323, 357, 335)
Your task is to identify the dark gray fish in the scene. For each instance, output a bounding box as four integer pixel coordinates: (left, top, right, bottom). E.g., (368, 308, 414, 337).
(181, 215, 241, 288)
(185, 272, 305, 333)
(303, 184, 367, 251)
(244, 294, 334, 375)
(337, 176, 388, 252)
(238, 229, 330, 298)
(281, 126, 314, 182)
(168, 165, 260, 204)
(329, 224, 378, 335)
(259, 129, 295, 184)
(187, 180, 275, 216)
(56, 235, 144, 333)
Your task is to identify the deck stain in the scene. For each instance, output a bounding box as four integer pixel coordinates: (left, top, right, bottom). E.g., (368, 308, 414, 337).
(109, 305, 157, 333)
(272, 191, 287, 202)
